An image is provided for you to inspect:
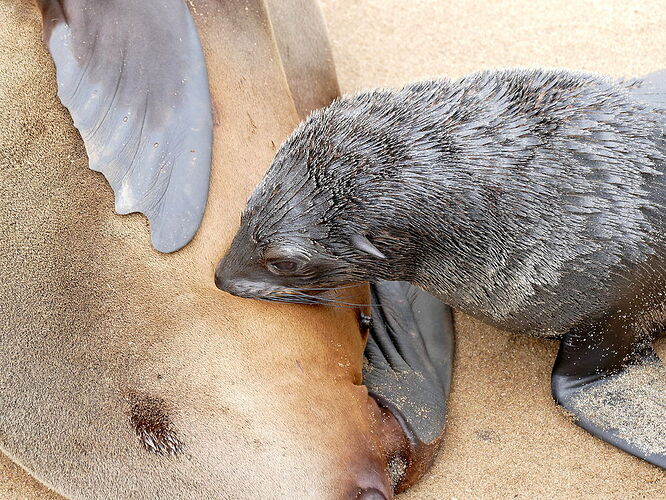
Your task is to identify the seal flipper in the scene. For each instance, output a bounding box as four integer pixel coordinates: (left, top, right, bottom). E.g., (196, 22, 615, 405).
(552, 324, 666, 469)
(363, 281, 454, 491)
(38, 0, 213, 253)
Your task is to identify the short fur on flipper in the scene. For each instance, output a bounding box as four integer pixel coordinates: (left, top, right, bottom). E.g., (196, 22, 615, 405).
(216, 68, 666, 469)
(39, 0, 213, 253)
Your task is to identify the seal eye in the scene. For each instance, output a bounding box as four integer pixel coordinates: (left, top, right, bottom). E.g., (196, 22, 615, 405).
(266, 259, 300, 275)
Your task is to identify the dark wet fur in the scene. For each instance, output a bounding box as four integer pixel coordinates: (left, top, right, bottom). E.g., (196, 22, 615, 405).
(218, 68, 666, 337)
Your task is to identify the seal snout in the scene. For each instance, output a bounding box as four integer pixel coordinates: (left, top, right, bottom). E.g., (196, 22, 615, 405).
(214, 271, 251, 298)
(214, 257, 271, 299)
(214, 257, 240, 295)
(213, 268, 226, 292)
(354, 487, 388, 500)
(214, 259, 242, 296)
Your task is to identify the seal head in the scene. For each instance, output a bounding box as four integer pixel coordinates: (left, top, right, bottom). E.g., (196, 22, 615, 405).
(215, 85, 438, 300)
(214, 97, 407, 300)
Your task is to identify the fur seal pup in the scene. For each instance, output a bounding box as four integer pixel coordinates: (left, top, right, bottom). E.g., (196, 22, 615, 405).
(215, 68, 666, 468)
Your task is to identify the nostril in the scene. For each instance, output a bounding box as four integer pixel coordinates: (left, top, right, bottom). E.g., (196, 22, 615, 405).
(354, 488, 387, 500)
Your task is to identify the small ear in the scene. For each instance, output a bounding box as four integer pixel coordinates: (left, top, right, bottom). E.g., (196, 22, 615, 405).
(350, 234, 386, 259)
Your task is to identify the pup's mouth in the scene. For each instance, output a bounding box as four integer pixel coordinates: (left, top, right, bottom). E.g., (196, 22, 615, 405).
(215, 269, 366, 308)
(213, 275, 321, 303)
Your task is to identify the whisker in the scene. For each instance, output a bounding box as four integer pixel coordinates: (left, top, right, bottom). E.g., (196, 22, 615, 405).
(287, 290, 377, 308)
(286, 283, 366, 291)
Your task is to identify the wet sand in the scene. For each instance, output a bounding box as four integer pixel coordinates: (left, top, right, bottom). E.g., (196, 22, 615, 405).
(318, 1, 666, 498)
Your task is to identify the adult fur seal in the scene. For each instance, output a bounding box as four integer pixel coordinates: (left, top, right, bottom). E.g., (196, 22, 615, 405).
(2, 1, 456, 498)
(216, 68, 666, 468)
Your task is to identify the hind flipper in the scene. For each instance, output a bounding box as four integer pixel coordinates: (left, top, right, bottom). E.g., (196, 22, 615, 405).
(552, 323, 666, 469)
(363, 281, 454, 491)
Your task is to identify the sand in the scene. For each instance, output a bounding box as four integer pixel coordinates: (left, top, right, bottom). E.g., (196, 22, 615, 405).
(317, 1, 666, 498)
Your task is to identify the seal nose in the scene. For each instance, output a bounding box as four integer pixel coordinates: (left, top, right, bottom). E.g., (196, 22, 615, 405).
(214, 259, 250, 298)
(214, 268, 224, 291)
(354, 487, 387, 500)
(214, 259, 232, 292)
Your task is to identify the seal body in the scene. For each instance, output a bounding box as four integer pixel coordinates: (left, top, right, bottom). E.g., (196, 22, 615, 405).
(216, 67, 666, 470)
(217, 68, 666, 338)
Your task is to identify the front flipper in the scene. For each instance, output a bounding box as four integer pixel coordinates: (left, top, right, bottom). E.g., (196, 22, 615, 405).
(363, 281, 454, 491)
(552, 323, 666, 469)
(39, 0, 213, 252)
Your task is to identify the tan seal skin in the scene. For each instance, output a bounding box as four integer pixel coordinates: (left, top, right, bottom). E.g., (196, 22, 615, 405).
(0, 1, 403, 498)
(318, 1, 666, 498)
